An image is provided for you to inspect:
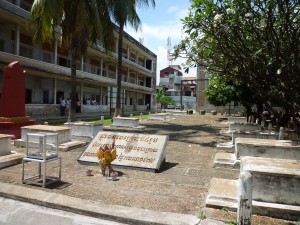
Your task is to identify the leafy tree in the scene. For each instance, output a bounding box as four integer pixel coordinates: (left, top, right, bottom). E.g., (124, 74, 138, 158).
(29, 0, 114, 121)
(205, 75, 236, 107)
(108, 0, 155, 117)
(155, 89, 175, 109)
(160, 96, 176, 109)
(174, 0, 300, 125)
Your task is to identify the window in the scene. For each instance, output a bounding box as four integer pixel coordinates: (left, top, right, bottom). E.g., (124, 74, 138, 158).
(97, 68, 101, 75)
(20, 45, 33, 58)
(138, 99, 143, 105)
(25, 89, 32, 104)
(0, 40, 4, 51)
(58, 57, 70, 67)
(43, 90, 49, 103)
(43, 52, 52, 63)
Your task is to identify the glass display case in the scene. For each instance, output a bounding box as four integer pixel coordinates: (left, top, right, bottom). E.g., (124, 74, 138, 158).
(26, 132, 58, 160)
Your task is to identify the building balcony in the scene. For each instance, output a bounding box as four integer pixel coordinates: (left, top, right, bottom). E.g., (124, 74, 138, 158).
(0, 51, 152, 93)
(93, 45, 153, 76)
(1, 1, 155, 78)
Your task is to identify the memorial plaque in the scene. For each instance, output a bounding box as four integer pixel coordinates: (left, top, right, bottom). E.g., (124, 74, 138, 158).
(78, 131, 168, 171)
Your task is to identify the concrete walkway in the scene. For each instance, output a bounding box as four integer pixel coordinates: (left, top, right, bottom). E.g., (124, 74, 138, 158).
(0, 182, 226, 225)
(0, 197, 126, 225)
(0, 182, 200, 225)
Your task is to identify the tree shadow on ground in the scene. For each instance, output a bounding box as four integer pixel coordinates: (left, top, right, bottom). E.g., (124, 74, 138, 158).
(157, 161, 178, 173)
(48, 181, 72, 190)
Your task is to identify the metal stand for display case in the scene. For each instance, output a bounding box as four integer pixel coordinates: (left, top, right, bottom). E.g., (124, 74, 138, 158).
(22, 157, 61, 188)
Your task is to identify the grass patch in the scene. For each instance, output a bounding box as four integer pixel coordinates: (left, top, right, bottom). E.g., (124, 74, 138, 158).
(47, 114, 149, 127)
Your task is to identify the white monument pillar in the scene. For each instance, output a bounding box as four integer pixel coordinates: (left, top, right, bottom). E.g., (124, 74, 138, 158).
(237, 171, 253, 225)
(279, 127, 284, 140)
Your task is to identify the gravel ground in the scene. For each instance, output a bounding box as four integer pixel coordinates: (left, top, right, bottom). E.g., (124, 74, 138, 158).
(0, 114, 298, 225)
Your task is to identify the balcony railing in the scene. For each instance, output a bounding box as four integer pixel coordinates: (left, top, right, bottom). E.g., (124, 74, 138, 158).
(0, 51, 152, 92)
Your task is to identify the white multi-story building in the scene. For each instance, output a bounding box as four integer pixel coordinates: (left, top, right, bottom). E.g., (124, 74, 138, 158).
(0, 0, 157, 119)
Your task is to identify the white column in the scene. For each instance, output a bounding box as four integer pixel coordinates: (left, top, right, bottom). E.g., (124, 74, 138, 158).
(127, 46, 130, 59)
(100, 58, 103, 76)
(100, 86, 103, 105)
(54, 40, 58, 64)
(127, 68, 130, 82)
(80, 56, 84, 71)
(135, 73, 138, 85)
(115, 63, 118, 80)
(54, 78, 57, 104)
(135, 52, 139, 63)
(15, 24, 20, 56)
(237, 171, 253, 225)
(115, 38, 118, 54)
(80, 82, 83, 102)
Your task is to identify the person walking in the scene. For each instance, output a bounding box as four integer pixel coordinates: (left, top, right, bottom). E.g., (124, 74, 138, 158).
(60, 97, 66, 116)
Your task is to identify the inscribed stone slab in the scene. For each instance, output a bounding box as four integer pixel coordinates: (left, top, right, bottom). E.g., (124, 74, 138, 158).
(78, 131, 168, 171)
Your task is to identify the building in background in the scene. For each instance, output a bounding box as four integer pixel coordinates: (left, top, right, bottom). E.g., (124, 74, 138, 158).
(159, 65, 197, 109)
(0, 0, 157, 120)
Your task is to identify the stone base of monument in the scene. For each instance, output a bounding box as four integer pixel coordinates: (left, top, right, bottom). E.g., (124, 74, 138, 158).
(165, 110, 187, 116)
(214, 138, 299, 168)
(222, 117, 247, 124)
(111, 117, 145, 129)
(206, 157, 300, 220)
(0, 152, 24, 169)
(0, 116, 35, 139)
(217, 131, 279, 152)
(213, 152, 239, 168)
(64, 121, 103, 141)
(148, 113, 172, 121)
(0, 134, 24, 168)
(220, 123, 261, 135)
(14, 125, 86, 151)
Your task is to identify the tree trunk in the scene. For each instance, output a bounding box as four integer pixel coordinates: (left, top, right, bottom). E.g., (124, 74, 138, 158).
(70, 47, 77, 122)
(114, 22, 124, 117)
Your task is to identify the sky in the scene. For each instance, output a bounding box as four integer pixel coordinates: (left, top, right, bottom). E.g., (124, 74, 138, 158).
(124, 0, 197, 82)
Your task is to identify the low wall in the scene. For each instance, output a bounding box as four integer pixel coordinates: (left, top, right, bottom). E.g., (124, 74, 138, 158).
(20, 125, 71, 144)
(228, 117, 247, 123)
(0, 134, 12, 156)
(232, 131, 278, 144)
(64, 122, 103, 138)
(229, 123, 260, 131)
(112, 117, 140, 127)
(241, 156, 300, 206)
(148, 113, 171, 121)
(235, 138, 300, 160)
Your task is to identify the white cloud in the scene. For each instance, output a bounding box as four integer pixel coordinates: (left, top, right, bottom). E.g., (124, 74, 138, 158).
(124, 4, 197, 83)
(176, 8, 189, 20)
(167, 6, 179, 14)
(126, 23, 183, 44)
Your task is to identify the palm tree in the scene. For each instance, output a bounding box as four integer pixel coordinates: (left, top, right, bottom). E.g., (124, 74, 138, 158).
(108, 0, 155, 117)
(29, 0, 115, 121)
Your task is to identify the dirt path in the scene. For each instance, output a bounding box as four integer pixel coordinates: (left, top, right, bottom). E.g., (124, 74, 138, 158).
(0, 114, 297, 224)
